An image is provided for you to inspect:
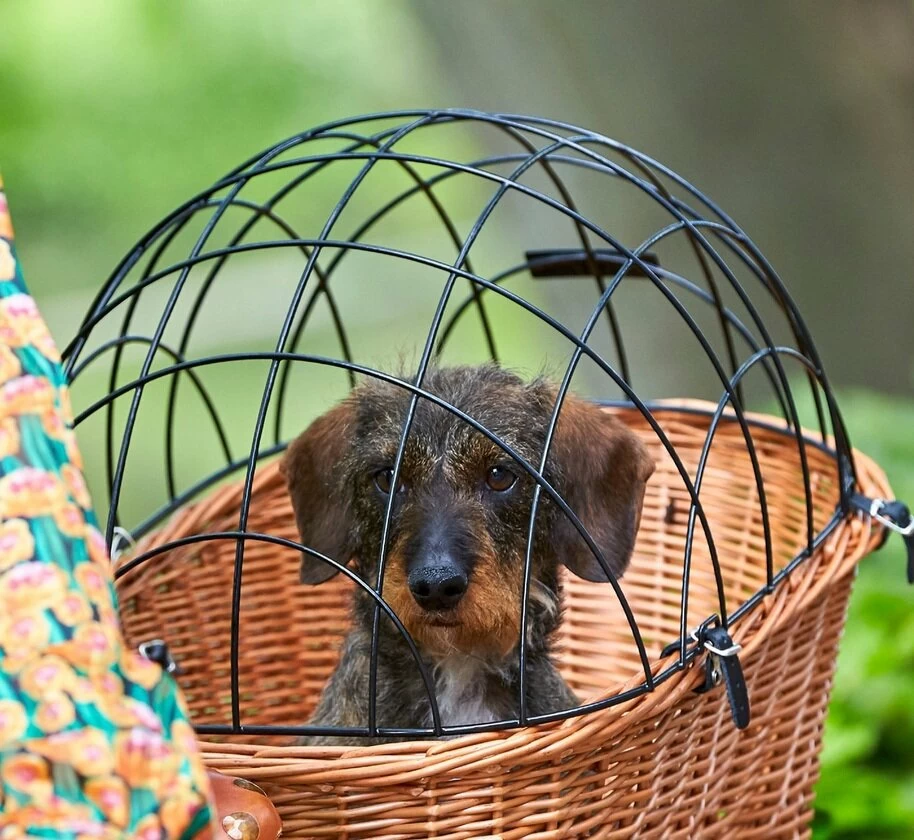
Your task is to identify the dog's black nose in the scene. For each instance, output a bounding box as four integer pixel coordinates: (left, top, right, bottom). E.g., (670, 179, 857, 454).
(408, 563, 468, 611)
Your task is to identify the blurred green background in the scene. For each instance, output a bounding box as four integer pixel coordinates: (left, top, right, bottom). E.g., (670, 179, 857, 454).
(2, 1, 913, 836)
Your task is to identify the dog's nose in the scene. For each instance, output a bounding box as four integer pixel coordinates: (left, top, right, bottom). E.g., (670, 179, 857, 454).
(408, 564, 468, 611)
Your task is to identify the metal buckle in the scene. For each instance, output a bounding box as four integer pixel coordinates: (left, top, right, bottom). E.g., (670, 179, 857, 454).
(702, 640, 742, 657)
(869, 498, 914, 537)
(688, 629, 742, 658)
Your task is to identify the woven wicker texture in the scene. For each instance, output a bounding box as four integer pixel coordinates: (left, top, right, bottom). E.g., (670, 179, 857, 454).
(115, 405, 891, 838)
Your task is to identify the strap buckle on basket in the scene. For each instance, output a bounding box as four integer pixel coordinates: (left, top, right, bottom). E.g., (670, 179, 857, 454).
(138, 639, 183, 676)
(693, 618, 751, 731)
(661, 616, 751, 730)
(850, 493, 914, 583)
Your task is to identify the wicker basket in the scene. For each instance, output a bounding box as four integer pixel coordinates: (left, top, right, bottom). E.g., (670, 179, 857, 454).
(113, 403, 891, 839)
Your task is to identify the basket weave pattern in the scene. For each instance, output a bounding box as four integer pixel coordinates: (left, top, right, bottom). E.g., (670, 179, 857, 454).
(116, 406, 890, 838)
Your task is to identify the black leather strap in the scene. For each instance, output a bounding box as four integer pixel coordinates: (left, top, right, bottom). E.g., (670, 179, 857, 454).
(695, 624, 751, 730)
(662, 619, 751, 730)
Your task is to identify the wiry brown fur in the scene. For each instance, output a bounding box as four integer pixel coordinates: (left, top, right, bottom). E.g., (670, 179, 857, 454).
(281, 365, 654, 744)
(383, 544, 522, 660)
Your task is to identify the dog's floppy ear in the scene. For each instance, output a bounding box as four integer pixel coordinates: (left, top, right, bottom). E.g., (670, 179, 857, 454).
(280, 400, 355, 584)
(548, 395, 654, 582)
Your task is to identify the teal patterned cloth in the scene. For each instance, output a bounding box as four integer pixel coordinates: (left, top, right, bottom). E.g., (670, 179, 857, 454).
(0, 178, 214, 838)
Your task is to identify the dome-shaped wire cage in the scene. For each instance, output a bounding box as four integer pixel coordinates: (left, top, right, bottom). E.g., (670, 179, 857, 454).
(62, 110, 904, 837)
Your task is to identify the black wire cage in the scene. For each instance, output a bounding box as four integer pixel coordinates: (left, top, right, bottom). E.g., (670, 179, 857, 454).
(61, 108, 908, 836)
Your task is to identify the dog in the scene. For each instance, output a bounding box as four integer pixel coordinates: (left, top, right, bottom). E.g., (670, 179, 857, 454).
(280, 365, 654, 745)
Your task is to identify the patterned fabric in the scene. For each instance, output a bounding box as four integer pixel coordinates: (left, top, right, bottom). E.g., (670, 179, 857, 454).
(0, 178, 214, 838)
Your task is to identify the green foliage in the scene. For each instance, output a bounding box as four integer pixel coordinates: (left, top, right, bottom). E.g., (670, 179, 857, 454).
(813, 391, 914, 839)
(0, 0, 447, 303)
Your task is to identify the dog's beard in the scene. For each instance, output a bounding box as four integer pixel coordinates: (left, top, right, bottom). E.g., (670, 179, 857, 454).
(382, 551, 523, 662)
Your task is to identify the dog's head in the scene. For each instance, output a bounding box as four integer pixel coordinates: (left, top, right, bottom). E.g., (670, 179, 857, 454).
(281, 366, 654, 659)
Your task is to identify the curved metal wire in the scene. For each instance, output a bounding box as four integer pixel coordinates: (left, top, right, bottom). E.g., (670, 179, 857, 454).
(82, 353, 665, 730)
(434, 253, 792, 422)
(67, 233, 781, 632)
(69, 334, 233, 471)
(269, 129, 499, 446)
(364, 132, 651, 734)
(75, 143, 817, 566)
(687, 346, 829, 596)
(70, 235, 782, 658)
(64, 109, 857, 739)
(74, 352, 850, 736)
(159, 196, 355, 492)
(113, 529, 442, 735)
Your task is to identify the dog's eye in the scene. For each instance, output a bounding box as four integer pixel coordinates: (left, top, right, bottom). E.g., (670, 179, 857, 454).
(374, 468, 405, 495)
(486, 465, 517, 492)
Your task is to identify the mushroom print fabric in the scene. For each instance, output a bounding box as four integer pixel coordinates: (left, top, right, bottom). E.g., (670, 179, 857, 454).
(0, 177, 214, 838)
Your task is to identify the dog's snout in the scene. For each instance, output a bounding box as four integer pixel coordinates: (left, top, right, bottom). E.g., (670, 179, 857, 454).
(408, 561, 468, 611)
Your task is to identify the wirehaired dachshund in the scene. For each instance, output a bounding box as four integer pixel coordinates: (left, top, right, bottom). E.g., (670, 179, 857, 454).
(281, 365, 654, 744)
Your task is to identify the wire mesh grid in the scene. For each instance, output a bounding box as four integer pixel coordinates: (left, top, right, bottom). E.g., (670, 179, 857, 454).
(62, 108, 859, 740)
